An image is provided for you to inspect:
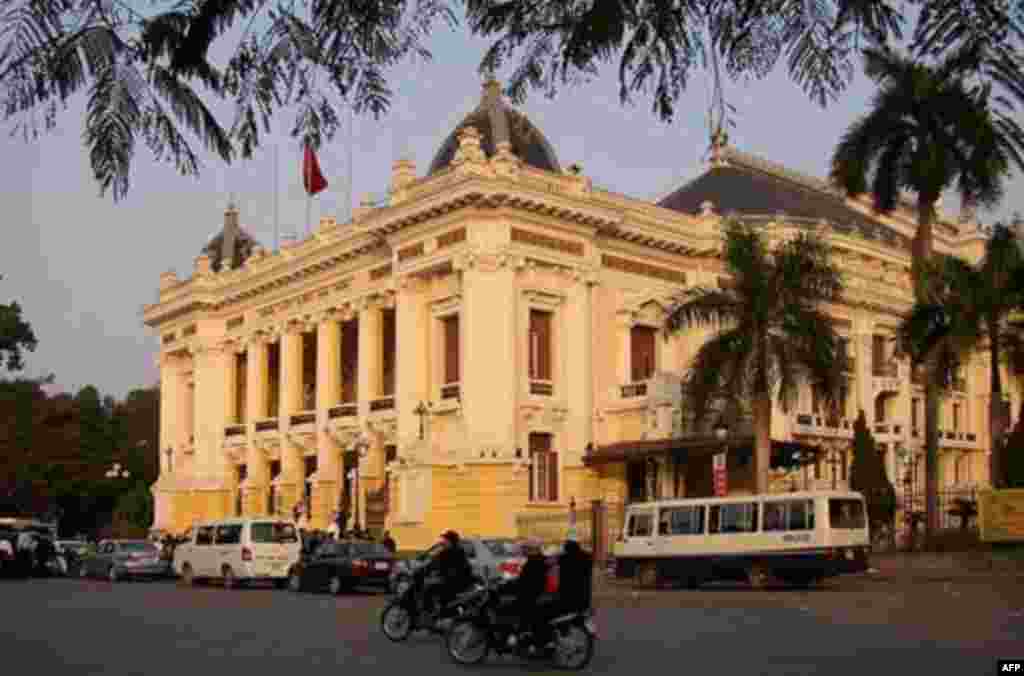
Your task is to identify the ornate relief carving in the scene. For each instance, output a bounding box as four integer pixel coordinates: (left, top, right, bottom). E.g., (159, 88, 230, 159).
(511, 227, 585, 256)
(522, 288, 565, 308)
(602, 254, 686, 284)
(437, 228, 467, 250)
(430, 293, 462, 317)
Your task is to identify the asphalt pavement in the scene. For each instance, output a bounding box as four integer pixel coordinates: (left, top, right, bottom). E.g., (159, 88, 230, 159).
(2, 577, 1020, 675)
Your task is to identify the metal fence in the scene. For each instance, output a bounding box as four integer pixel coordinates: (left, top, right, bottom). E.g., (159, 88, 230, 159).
(895, 487, 980, 532)
(515, 509, 595, 551)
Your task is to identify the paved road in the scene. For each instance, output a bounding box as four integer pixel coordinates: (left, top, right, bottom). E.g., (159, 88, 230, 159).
(3, 577, 1020, 675)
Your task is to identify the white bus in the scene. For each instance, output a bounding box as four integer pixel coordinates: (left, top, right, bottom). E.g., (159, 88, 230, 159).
(613, 490, 870, 589)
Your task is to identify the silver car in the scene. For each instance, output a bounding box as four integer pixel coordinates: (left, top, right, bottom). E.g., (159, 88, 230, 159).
(79, 540, 168, 582)
(389, 537, 526, 593)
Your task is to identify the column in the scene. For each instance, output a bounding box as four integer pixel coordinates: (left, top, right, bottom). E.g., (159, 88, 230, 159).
(246, 339, 268, 513)
(565, 274, 593, 466)
(357, 302, 381, 414)
(159, 355, 182, 475)
(280, 327, 304, 513)
(855, 330, 874, 422)
(462, 259, 517, 462)
(315, 315, 341, 527)
(317, 316, 341, 411)
(192, 342, 232, 518)
(396, 278, 428, 450)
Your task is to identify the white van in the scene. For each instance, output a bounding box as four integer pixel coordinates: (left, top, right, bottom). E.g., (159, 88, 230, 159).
(173, 518, 301, 589)
(613, 490, 871, 589)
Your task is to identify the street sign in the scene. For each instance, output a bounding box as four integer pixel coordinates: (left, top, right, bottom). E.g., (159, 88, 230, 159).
(713, 452, 728, 496)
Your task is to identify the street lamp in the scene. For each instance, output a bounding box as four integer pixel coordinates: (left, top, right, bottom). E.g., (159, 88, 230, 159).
(713, 419, 729, 442)
(349, 434, 370, 532)
(413, 401, 432, 440)
(791, 451, 812, 491)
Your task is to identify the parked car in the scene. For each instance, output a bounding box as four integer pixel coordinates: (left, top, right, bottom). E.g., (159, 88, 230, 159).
(173, 518, 302, 589)
(79, 540, 168, 582)
(287, 540, 395, 595)
(389, 537, 526, 594)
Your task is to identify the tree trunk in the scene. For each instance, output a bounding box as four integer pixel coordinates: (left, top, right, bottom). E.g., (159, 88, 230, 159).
(914, 199, 939, 542)
(754, 397, 772, 494)
(989, 325, 1007, 488)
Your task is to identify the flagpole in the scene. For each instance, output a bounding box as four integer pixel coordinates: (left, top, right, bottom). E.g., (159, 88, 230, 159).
(305, 143, 313, 238)
(273, 142, 280, 252)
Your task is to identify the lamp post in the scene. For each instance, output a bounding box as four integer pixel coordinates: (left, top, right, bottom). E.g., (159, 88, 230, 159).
(792, 451, 812, 491)
(713, 420, 728, 496)
(349, 434, 370, 532)
(413, 401, 431, 440)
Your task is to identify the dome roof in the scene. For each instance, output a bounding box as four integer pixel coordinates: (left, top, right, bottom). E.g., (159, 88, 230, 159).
(201, 225, 261, 272)
(428, 79, 561, 175)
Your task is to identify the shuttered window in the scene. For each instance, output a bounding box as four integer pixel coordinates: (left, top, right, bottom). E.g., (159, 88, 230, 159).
(443, 315, 460, 384)
(235, 353, 247, 423)
(529, 310, 552, 381)
(630, 326, 656, 382)
(267, 342, 280, 417)
(528, 432, 558, 502)
(381, 309, 396, 396)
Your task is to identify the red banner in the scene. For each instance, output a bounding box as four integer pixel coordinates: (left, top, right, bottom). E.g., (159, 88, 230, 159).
(303, 144, 328, 196)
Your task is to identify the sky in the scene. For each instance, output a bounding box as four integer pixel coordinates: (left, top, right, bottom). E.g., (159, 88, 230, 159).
(3, 15, 1023, 401)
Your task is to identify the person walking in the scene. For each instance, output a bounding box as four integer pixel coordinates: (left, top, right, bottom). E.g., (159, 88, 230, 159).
(381, 531, 396, 553)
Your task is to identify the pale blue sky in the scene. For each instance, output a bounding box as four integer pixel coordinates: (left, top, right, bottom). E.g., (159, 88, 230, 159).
(3, 19, 1022, 399)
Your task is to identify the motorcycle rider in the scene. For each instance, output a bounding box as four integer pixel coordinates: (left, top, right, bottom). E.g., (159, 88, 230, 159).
(505, 538, 551, 647)
(557, 539, 593, 615)
(418, 530, 474, 618)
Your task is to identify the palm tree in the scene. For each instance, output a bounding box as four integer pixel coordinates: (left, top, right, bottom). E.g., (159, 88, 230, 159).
(829, 46, 1024, 539)
(900, 224, 1024, 489)
(665, 220, 846, 495)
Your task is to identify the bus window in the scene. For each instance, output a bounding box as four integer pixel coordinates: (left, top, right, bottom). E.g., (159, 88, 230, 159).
(764, 500, 815, 531)
(661, 506, 705, 535)
(627, 513, 653, 537)
(829, 499, 866, 529)
(709, 503, 758, 534)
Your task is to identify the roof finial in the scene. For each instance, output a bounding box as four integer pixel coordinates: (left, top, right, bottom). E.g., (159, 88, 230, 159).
(482, 75, 502, 105)
(708, 126, 729, 167)
(227, 191, 238, 211)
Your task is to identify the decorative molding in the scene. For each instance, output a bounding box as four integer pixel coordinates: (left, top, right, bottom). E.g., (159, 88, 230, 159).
(370, 263, 393, 280)
(397, 241, 425, 263)
(430, 293, 462, 318)
(602, 254, 686, 284)
(522, 287, 565, 309)
(511, 226, 585, 256)
(437, 227, 467, 249)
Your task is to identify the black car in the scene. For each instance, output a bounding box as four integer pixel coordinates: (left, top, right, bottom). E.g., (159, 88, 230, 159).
(287, 540, 395, 595)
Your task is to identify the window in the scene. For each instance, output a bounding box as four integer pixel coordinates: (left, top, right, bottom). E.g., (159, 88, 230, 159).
(630, 325, 656, 382)
(709, 503, 759, 534)
(340, 319, 359, 403)
(912, 398, 920, 430)
(195, 526, 215, 546)
(250, 521, 299, 543)
(828, 499, 866, 529)
(528, 432, 558, 502)
(235, 352, 247, 423)
(763, 500, 815, 532)
(380, 308, 396, 396)
(874, 395, 886, 422)
(658, 506, 705, 535)
(627, 512, 654, 537)
(215, 524, 242, 545)
(529, 310, 553, 382)
(443, 315, 460, 385)
(267, 342, 280, 417)
(811, 385, 822, 414)
(953, 403, 961, 431)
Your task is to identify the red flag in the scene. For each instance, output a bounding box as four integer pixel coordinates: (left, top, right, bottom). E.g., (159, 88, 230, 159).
(303, 144, 328, 196)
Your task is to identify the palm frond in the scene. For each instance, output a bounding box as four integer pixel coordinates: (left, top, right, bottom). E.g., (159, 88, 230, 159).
(684, 329, 752, 425)
(84, 58, 147, 201)
(665, 288, 742, 333)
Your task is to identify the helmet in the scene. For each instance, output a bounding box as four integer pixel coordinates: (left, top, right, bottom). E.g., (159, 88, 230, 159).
(440, 530, 460, 544)
(563, 540, 581, 555)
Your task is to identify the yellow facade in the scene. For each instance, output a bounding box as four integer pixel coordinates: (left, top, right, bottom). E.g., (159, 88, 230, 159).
(144, 80, 1006, 551)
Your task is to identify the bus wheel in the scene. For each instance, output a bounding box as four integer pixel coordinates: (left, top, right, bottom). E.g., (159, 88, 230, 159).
(747, 563, 772, 590)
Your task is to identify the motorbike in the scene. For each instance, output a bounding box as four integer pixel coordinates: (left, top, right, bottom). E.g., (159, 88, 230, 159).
(380, 573, 485, 642)
(444, 578, 596, 670)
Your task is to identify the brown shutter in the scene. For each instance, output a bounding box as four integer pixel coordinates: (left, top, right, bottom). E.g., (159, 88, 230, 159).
(444, 315, 460, 384)
(236, 353, 247, 422)
(381, 309, 396, 396)
(538, 312, 552, 381)
(631, 326, 656, 381)
(548, 451, 559, 502)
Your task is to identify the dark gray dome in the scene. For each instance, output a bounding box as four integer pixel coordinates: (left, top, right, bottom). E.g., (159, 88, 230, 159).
(428, 79, 561, 175)
(202, 226, 260, 272)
